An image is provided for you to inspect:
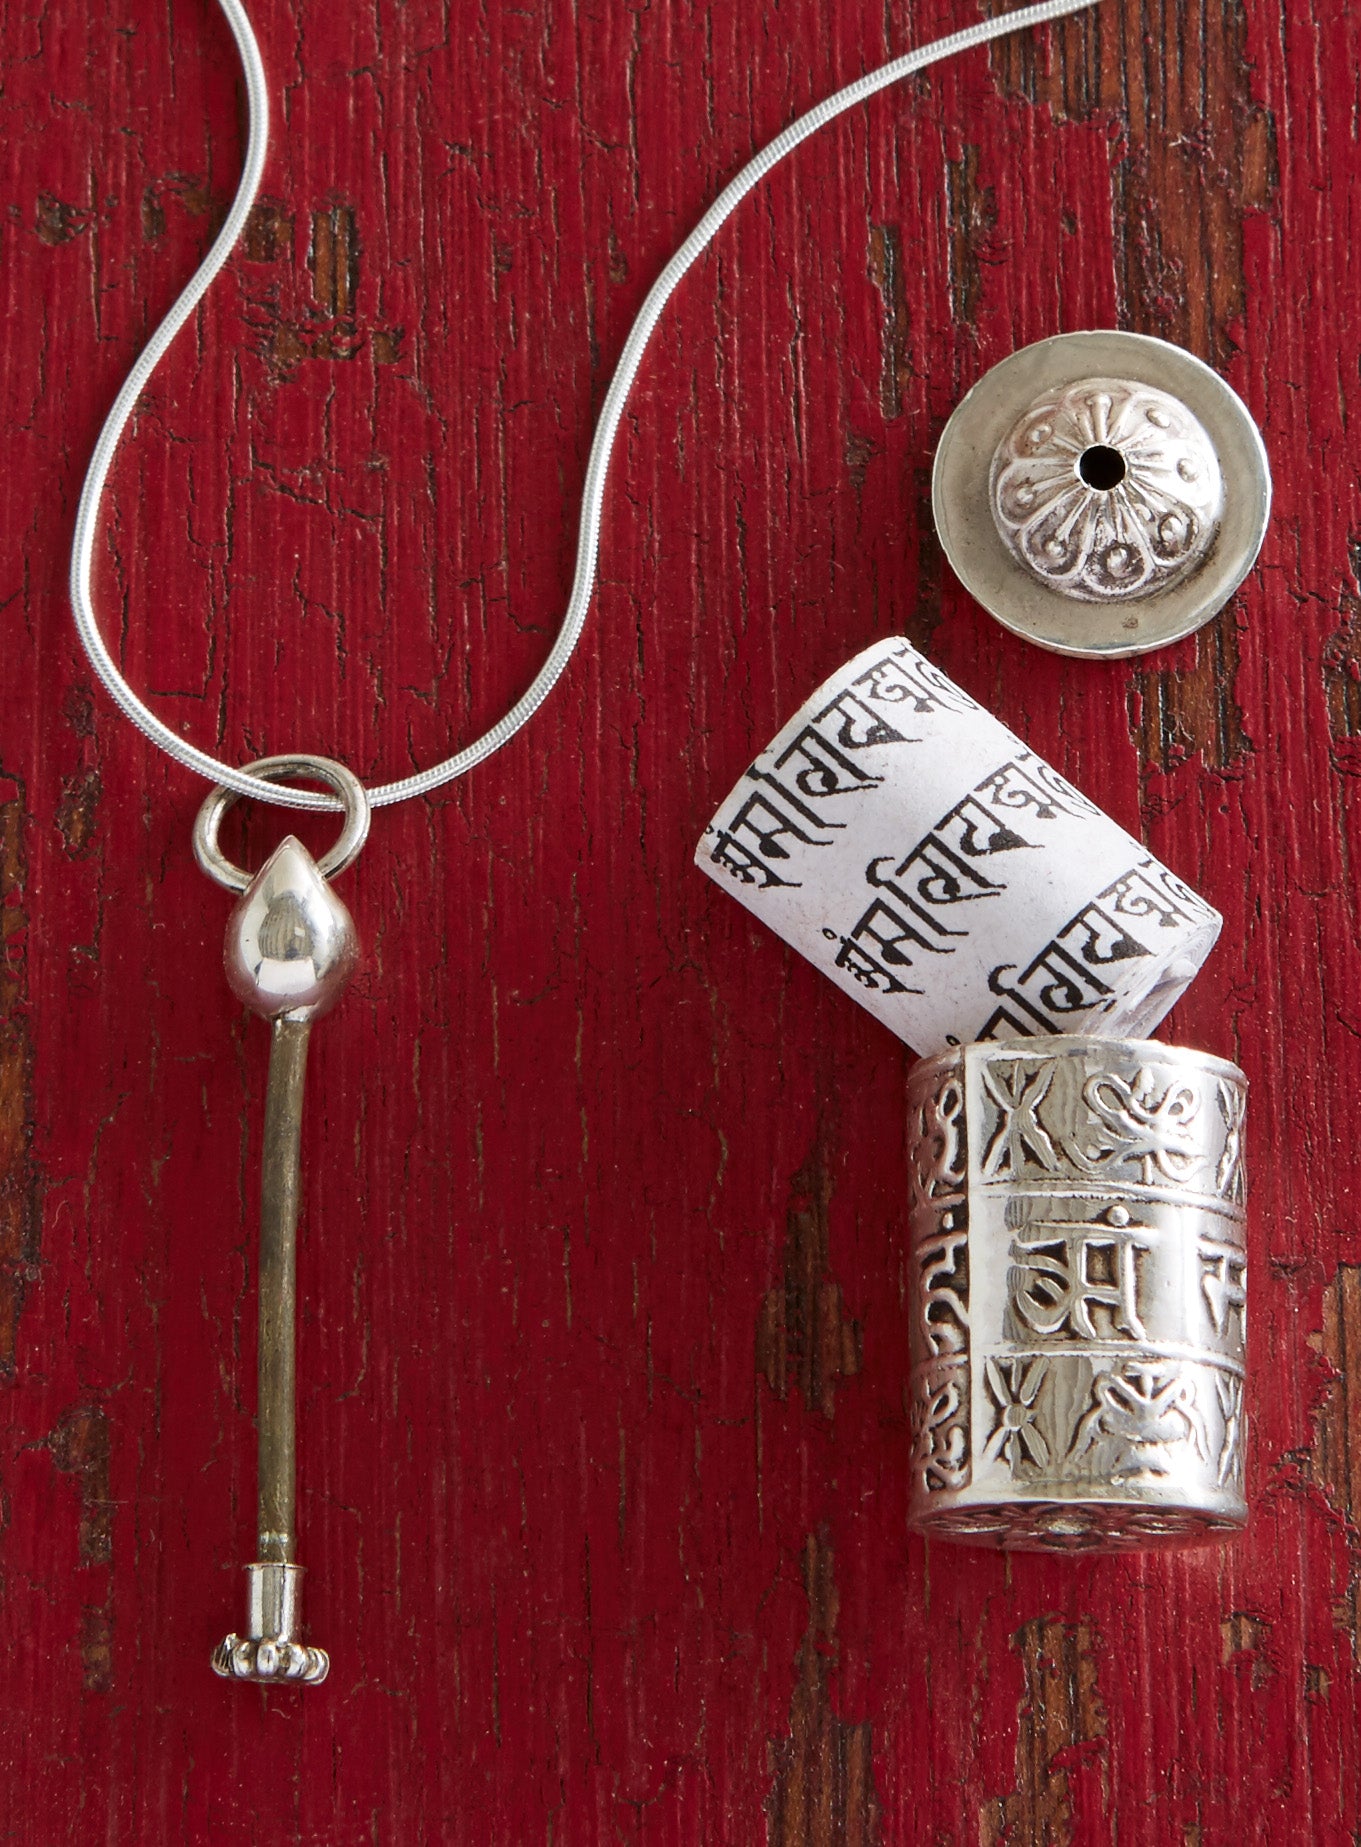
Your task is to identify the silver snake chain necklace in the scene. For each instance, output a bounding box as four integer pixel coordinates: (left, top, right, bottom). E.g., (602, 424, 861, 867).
(67, 0, 1103, 1683)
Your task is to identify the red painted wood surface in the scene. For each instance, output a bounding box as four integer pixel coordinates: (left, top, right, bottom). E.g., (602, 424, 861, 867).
(1, 0, 1355, 1840)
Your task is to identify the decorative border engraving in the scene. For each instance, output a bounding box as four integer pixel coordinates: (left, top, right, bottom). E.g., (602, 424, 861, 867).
(921, 1502, 1240, 1553)
(916, 1230, 970, 1358)
(911, 1363, 971, 1495)
(910, 1062, 968, 1203)
(1069, 1359, 1210, 1483)
(968, 1046, 1241, 1204)
(982, 1358, 1051, 1474)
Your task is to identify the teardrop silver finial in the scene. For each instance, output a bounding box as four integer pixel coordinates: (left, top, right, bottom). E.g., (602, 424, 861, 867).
(224, 837, 359, 1021)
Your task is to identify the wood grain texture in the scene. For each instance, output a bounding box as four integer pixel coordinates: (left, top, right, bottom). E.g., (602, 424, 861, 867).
(0, 0, 1354, 1839)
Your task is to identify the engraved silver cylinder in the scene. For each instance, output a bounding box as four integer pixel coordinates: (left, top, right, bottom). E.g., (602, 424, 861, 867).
(906, 1035, 1247, 1551)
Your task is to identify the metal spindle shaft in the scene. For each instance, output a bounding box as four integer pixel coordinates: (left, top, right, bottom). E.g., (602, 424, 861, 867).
(257, 1015, 311, 1565)
(212, 1005, 330, 1685)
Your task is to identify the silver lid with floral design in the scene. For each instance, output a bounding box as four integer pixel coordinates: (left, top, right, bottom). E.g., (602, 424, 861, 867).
(933, 331, 1270, 657)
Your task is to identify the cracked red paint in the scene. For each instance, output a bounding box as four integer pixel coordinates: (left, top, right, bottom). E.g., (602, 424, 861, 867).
(0, 0, 1355, 1838)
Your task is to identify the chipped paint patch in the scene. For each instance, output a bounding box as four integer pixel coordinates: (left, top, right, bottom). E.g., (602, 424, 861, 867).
(34, 194, 91, 246)
(1221, 1611, 1276, 1689)
(47, 1404, 114, 1692)
(47, 1405, 112, 1566)
(766, 1530, 882, 1846)
(980, 1617, 1109, 1846)
(0, 777, 36, 1379)
(54, 767, 101, 859)
(241, 199, 403, 372)
(1299, 1263, 1361, 1660)
(867, 225, 911, 422)
(756, 1144, 861, 1419)
(945, 146, 998, 336)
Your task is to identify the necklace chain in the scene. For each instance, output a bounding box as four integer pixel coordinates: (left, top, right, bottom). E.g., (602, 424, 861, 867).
(69, 0, 1102, 813)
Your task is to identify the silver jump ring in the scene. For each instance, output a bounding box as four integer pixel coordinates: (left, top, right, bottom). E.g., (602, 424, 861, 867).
(192, 755, 372, 894)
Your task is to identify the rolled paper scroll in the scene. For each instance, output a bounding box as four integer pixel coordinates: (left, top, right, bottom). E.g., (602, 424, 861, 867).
(695, 637, 1221, 1058)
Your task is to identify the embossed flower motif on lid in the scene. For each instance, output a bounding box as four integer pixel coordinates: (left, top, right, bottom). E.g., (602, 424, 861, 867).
(989, 377, 1224, 603)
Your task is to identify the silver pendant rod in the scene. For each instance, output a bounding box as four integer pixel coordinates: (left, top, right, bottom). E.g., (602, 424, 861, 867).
(212, 1008, 329, 1686)
(257, 1015, 311, 1566)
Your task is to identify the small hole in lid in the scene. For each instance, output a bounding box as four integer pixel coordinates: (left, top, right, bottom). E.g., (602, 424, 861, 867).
(1078, 444, 1127, 490)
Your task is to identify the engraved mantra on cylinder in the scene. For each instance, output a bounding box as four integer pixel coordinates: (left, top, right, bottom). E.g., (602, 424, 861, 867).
(905, 1037, 1247, 1551)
